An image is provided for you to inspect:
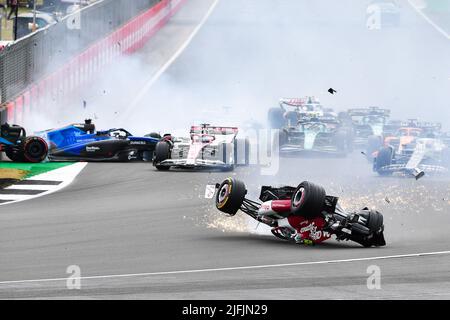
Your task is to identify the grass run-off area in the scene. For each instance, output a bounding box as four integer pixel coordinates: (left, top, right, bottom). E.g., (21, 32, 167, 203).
(0, 162, 73, 179)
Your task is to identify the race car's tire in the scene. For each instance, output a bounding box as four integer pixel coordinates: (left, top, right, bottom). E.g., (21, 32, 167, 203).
(22, 137, 48, 163)
(374, 146, 393, 175)
(285, 111, 298, 127)
(366, 135, 383, 160)
(268, 108, 285, 129)
(154, 141, 171, 171)
(215, 178, 247, 216)
(5, 147, 26, 162)
(366, 210, 384, 233)
(290, 181, 326, 218)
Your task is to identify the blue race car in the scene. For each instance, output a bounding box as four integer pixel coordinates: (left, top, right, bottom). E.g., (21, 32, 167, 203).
(40, 120, 161, 162)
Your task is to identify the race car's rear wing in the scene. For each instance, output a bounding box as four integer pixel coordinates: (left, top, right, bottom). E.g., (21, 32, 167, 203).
(347, 107, 390, 117)
(279, 98, 306, 107)
(190, 125, 239, 135)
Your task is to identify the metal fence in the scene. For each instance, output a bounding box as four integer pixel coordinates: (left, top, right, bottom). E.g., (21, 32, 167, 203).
(0, 0, 161, 104)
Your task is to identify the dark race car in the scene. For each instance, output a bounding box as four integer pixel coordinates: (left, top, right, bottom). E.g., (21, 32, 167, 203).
(39, 120, 161, 162)
(213, 178, 386, 248)
(268, 96, 329, 129)
(1, 123, 48, 163)
(276, 113, 354, 156)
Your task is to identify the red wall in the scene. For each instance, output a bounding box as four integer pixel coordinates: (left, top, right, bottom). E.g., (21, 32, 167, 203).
(6, 0, 186, 124)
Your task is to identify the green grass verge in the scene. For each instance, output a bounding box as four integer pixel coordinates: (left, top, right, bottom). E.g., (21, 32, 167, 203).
(0, 162, 74, 178)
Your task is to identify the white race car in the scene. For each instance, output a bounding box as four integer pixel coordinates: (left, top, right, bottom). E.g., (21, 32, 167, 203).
(153, 124, 249, 171)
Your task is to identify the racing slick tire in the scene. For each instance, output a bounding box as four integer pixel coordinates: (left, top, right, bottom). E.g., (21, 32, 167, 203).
(268, 108, 285, 129)
(364, 210, 384, 233)
(154, 141, 171, 171)
(290, 181, 326, 218)
(356, 210, 386, 247)
(374, 146, 393, 175)
(215, 178, 247, 216)
(366, 135, 383, 160)
(22, 137, 48, 163)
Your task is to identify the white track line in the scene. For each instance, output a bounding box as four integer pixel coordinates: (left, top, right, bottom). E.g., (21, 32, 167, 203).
(408, 0, 450, 40)
(4, 185, 60, 191)
(1, 250, 449, 286)
(0, 163, 87, 206)
(123, 0, 221, 118)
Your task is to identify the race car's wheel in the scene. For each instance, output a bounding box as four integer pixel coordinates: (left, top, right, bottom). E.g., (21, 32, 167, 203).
(22, 137, 48, 163)
(5, 147, 25, 162)
(374, 146, 393, 175)
(290, 181, 326, 218)
(154, 141, 171, 171)
(366, 135, 383, 160)
(366, 210, 384, 233)
(215, 178, 247, 216)
(268, 108, 285, 129)
(285, 111, 298, 127)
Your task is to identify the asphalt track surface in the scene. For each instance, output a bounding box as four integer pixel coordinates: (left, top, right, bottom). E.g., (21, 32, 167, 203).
(1, 0, 450, 299)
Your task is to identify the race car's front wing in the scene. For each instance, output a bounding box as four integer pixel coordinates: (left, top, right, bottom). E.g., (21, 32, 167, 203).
(155, 158, 234, 169)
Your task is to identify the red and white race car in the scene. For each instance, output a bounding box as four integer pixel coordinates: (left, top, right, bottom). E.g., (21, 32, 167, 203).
(153, 124, 250, 171)
(213, 178, 386, 247)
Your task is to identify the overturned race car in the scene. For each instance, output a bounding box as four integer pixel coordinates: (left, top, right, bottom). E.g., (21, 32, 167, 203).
(153, 124, 249, 171)
(213, 178, 386, 248)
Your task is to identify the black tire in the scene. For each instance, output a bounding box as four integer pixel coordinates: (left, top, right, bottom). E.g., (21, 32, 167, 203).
(215, 178, 247, 216)
(154, 141, 171, 171)
(23, 137, 48, 163)
(374, 146, 393, 175)
(366, 135, 382, 160)
(268, 108, 285, 129)
(285, 111, 298, 127)
(5, 147, 25, 162)
(366, 210, 384, 233)
(290, 181, 326, 218)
